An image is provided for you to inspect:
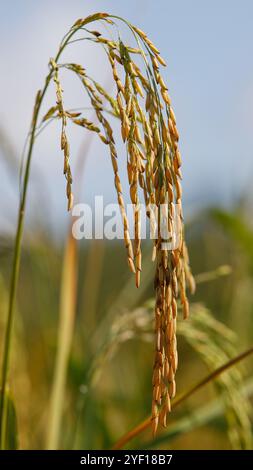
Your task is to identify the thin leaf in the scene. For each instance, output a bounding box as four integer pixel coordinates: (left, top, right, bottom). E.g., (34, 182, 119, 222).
(111, 346, 253, 449)
(144, 378, 253, 449)
(46, 233, 77, 449)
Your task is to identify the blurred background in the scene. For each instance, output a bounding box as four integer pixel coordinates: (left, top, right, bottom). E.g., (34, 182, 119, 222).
(0, 0, 253, 450)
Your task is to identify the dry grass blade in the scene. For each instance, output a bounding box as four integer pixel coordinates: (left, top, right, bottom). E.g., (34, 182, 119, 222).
(144, 378, 253, 449)
(111, 345, 253, 449)
(46, 233, 77, 449)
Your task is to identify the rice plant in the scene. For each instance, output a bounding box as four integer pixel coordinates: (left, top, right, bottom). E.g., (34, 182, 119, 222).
(0, 11, 252, 450)
(0, 11, 195, 445)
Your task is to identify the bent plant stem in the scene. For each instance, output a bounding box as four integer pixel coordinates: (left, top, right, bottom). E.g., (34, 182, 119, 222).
(111, 345, 253, 450)
(0, 24, 80, 448)
(0, 87, 46, 449)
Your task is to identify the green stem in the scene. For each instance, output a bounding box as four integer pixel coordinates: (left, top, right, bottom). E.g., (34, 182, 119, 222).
(0, 24, 80, 449)
(0, 88, 46, 449)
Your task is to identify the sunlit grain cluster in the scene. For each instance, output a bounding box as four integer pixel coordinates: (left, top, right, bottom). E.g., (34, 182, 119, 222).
(47, 12, 195, 434)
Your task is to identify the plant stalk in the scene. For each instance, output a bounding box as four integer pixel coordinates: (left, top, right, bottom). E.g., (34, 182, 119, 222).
(0, 88, 44, 449)
(0, 24, 79, 448)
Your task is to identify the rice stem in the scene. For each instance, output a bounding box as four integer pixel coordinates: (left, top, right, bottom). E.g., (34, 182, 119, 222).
(0, 24, 83, 449)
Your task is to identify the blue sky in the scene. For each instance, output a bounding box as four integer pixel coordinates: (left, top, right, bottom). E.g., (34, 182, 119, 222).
(1, 0, 253, 233)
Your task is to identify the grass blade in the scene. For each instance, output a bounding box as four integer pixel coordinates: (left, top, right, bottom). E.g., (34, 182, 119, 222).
(144, 378, 253, 449)
(111, 345, 253, 449)
(46, 232, 77, 449)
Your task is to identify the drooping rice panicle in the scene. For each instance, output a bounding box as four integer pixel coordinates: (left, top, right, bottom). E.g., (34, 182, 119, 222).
(49, 16, 194, 434)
